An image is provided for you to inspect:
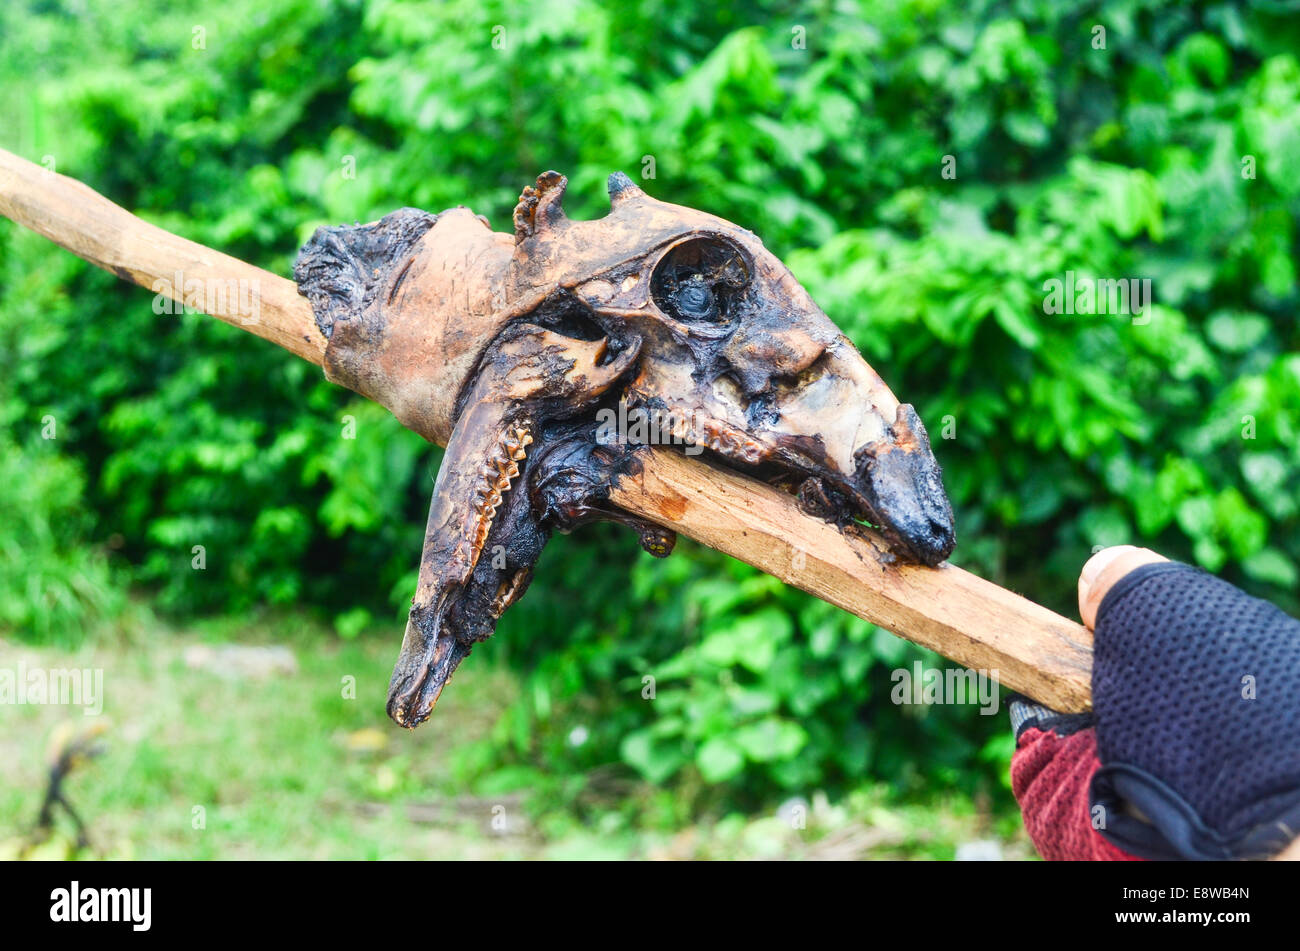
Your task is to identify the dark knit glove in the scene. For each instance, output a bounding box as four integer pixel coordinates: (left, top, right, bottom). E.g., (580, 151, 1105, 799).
(1089, 562, 1300, 860)
(1010, 561, 1300, 861)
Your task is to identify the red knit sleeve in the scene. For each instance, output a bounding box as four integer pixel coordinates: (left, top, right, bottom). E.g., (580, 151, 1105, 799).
(1010, 727, 1140, 861)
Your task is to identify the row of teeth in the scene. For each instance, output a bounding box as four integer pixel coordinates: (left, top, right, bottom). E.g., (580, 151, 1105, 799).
(471, 423, 533, 561)
(655, 402, 764, 465)
(701, 422, 763, 465)
(490, 570, 526, 619)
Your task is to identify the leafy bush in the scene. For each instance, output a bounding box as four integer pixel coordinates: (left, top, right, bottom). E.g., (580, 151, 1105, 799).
(0, 435, 124, 645)
(1, 0, 1296, 810)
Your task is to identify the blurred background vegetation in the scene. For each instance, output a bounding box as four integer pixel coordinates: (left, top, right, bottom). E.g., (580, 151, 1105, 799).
(1, 0, 1297, 858)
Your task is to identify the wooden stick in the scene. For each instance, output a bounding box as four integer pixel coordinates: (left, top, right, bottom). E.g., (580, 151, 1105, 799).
(0, 148, 324, 365)
(0, 146, 1093, 711)
(610, 449, 1092, 711)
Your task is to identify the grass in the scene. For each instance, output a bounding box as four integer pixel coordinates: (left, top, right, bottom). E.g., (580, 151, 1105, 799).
(0, 610, 1036, 860)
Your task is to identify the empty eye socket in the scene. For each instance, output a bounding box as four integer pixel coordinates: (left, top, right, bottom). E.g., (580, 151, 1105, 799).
(651, 237, 749, 325)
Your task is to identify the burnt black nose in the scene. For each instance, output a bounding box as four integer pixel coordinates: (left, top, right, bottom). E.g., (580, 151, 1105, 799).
(855, 404, 956, 566)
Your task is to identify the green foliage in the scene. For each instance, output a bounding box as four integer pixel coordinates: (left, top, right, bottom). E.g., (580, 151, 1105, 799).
(1, 0, 1297, 812)
(2, 622, 1024, 859)
(0, 436, 123, 645)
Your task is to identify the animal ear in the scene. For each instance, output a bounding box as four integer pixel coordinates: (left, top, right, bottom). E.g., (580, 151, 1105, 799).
(293, 207, 438, 339)
(513, 170, 568, 244)
(607, 170, 646, 207)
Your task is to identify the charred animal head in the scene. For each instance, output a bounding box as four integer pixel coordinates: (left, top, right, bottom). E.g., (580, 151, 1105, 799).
(295, 171, 955, 728)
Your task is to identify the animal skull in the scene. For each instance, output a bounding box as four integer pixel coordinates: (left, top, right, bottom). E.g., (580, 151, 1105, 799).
(295, 171, 955, 728)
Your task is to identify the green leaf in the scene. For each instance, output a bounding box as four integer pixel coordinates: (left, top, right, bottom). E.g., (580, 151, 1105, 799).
(1176, 496, 1215, 539)
(700, 608, 792, 673)
(1214, 489, 1266, 560)
(334, 607, 370, 640)
(1081, 504, 1131, 549)
(1193, 537, 1227, 572)
(1003, 111, 1050, 147)
(733, 718, 808, 762)
(1206, 311, 1270, 353)
(695, 736, 745, 782)
(621, 730, 687, 785)
(993, 300, 1042, 349)
(1242, 549, 1298, 589)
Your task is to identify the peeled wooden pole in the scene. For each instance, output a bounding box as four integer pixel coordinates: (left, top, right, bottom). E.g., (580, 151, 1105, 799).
(0, 146, 1093, 712)
(0, 148, 324, 365)
(610, 450, 1092, 711)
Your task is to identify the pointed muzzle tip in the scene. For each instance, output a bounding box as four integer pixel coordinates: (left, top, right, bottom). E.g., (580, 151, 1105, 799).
(856, 403, 957, 567)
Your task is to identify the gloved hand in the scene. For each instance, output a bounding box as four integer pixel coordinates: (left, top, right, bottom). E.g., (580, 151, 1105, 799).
(1010, 545, 1300, 861)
